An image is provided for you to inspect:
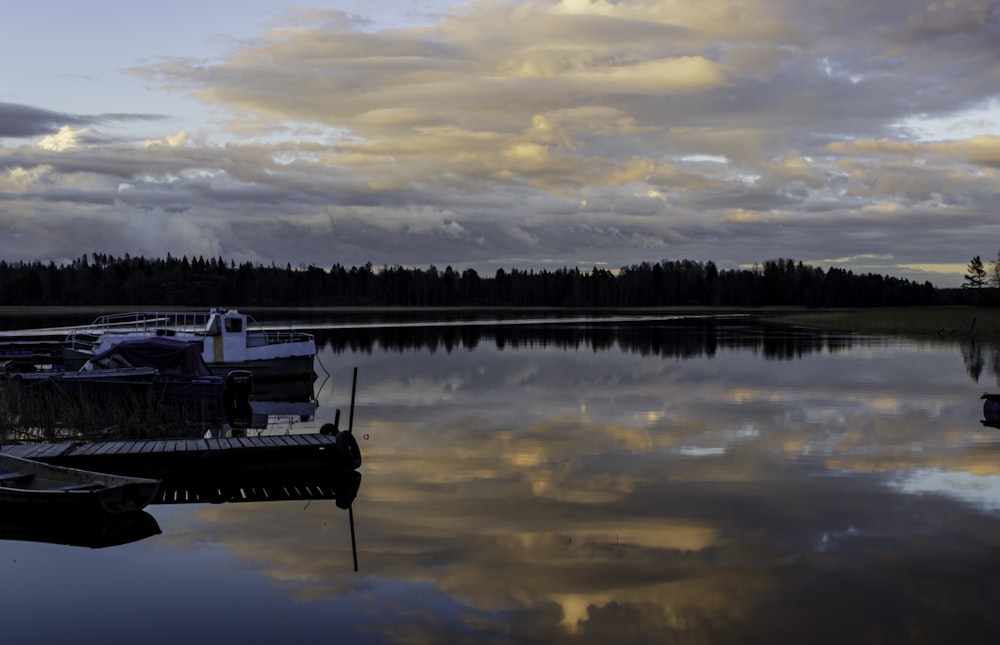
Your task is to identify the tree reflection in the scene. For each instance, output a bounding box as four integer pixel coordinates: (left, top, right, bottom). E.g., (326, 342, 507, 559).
(314, 319, 871, 362)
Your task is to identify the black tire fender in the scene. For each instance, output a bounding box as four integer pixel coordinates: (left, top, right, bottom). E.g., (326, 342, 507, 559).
(335, 431, 362, 470)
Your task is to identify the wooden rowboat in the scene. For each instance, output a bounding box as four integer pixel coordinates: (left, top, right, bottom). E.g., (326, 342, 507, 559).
(0, 453, 161, 515)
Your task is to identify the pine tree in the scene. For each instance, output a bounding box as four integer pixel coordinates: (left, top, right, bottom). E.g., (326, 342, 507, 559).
(964, 255, 987, 289)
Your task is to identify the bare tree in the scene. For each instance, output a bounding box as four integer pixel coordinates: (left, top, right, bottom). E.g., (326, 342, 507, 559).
(989, 250, 1000, 287)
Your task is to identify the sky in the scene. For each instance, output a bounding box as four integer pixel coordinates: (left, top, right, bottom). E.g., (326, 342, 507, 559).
(3, 0, 1000, 288)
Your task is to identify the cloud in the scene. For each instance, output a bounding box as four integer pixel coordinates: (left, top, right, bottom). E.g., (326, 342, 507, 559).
(0, 103, 93, 138)
(3, 0, 1000, 285)
(0, 102, 164, 139)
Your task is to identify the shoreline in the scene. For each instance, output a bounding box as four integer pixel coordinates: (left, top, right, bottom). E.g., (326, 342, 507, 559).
(0, 304, 995, 336)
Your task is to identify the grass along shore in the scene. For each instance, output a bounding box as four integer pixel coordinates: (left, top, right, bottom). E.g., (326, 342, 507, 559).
(765, 306, 994, 336)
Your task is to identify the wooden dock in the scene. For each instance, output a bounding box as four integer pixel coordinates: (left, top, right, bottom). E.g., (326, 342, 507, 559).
(0, 432, 362, 505)
(0, 433, 360, 479)
(1, 432, 341, 468)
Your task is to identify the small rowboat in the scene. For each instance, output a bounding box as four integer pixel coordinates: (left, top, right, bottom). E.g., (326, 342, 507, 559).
(0, 453, 161, 515)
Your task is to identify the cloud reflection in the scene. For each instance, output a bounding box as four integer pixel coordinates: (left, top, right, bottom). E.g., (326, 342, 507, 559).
(155, 321, 1000, 641)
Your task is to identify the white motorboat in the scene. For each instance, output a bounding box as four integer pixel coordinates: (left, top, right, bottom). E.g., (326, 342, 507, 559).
(63, 308, 316, 381)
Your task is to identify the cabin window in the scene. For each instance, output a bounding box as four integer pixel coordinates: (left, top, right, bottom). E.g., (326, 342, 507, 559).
(224, 317, 243, 333)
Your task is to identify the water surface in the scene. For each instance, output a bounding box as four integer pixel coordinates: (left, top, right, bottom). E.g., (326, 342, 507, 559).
(3, 316, 1000, 644)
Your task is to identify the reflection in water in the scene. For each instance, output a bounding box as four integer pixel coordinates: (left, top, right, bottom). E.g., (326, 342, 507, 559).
(155, 321, 1000, 642)
(313, 317, 872, 361)
(153, 464, 362, 509)
(959, 336, 1000, 387)
(246, 375, 319, 431)
(0, 509, 161, 549)
(5, 318, 1000, 643)
(322, 318, 1000, 388)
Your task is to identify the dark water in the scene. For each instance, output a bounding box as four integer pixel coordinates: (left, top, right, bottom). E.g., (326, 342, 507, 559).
(3, 315, 1000, 644)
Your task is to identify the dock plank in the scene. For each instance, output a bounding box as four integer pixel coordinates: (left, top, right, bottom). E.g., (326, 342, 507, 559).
(19, 443, 68, 459)
(69, 442, 101, 456)
(93, 441, 120, 456)
(113, 441, 138, 455)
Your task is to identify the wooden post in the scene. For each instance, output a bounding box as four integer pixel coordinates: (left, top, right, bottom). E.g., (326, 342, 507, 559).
(348, 366, 358, 571)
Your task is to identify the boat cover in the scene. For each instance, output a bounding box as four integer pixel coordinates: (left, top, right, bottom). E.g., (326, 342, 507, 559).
(89, 337, 212, 377)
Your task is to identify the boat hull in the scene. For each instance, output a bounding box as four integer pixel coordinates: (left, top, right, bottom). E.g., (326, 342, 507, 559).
(0, 453, 161, 515)
(64, 343, 316, 382)
(204, 354, 316, 381)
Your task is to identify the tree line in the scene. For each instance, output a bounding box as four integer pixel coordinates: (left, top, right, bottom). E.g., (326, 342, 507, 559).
(0, 253, 952, 308)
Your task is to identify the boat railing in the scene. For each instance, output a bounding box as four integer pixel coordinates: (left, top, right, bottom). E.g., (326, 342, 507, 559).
(252, 329, 315, 347)
(84, 311, 214, 334)
(62, 312, 212, 353)
(64, 311, 314, 350)
(63, 332, 103, 353)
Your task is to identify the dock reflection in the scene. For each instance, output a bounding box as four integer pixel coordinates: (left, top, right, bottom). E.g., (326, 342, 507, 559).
(153, 464, 361, 508)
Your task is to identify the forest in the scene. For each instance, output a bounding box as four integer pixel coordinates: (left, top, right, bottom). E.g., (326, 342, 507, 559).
(0, 253, 965, 309)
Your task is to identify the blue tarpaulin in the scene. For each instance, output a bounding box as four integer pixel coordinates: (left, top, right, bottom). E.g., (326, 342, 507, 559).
(90, 337, 212, 377)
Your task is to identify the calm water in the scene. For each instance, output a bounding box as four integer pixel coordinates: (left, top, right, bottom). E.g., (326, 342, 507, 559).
(3, 316, 1000, 644)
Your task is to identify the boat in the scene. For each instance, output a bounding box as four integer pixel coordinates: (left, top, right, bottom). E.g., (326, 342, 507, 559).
(0, 452, 161, 515)
(2, 337, 251, 429)
(62, 308, 316, 381)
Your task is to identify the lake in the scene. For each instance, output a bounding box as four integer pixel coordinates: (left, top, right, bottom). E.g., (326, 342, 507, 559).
(3, 314, 1000, 644)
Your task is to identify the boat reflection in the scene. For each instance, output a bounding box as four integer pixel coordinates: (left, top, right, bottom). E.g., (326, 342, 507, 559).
(0, 461, 360, 550)
(982, 392, 1000, 428)
(244, 375, 319, 431)
(0, 509, 161, 549)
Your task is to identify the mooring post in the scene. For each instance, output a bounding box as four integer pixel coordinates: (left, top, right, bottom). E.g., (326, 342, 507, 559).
(348, 366, 359, 571)
(349, 504, 358, 572)
(348, 366, 358, 434)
